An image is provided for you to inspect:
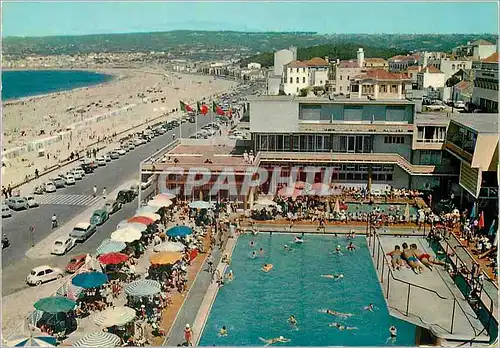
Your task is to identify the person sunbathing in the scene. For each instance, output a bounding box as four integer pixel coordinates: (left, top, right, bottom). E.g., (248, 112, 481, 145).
(410, 244, 445, 271)
(402, 243, 423, 274)
(259, 336, 290, 346)
(387, 245, 403, 270)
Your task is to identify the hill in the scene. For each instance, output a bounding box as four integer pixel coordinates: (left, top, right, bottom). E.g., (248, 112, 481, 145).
(3, 31, 497, 57)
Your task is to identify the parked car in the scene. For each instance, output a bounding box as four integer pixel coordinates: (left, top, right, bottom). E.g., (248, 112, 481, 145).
(26, 195, 39, 208)
(26, 265, 64, 286)
(454, 100, 466, 109)
(133, 138, 143, 146)
(69, 222, 96, 242)
(51, 177, 66, 189)
(427, 104, 445, 111)
(126, 143, 135, 151)
(116, 148, 127, 156)
(44, 182, 57, 193)
(6, 197, 29, 210)
(90, 209, 109, 226)
(65, 254, 87, 273)
(103, 199, 122, 214)
(104, 153, 112, 162)
(59, 173, 76, 185)
(51, 237, 76, 255)
(2, 204, 12, 218)
(96, 157, 106, 166)
(70, 169, 84, 180)
(109, 151, 120, 160)
(80, 164, 94, 174)
(116, 189, 136, 204)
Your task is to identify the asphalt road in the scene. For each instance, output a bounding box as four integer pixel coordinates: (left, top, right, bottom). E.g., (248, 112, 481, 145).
(2, 114, 211, 267)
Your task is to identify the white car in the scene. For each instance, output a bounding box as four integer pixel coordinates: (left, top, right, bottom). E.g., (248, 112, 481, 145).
(72, 168, 85, 178)
(51, 237, 76, 255)
(133, 138, 143, 146)
(116, 148, 126, 156)
(454, 100, 466, 109)
(2, 204, 12, 218)
(26, 265, 64, 286)
(26, 195, 39, 208)
(104, 154, 112, 162)
(44, 182, 56, 193)
(127, 143, 135, 150)
(62, 174, 76, 185)
(96, 157, 106, 166)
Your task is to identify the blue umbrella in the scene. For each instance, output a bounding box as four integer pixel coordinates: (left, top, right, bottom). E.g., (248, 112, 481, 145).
(470, 203, 476, 219)
(6, 333, 57, 347)
(166, 225, 193, 237)
(488, 220, 496, 236)
(72, 271, 108, 289)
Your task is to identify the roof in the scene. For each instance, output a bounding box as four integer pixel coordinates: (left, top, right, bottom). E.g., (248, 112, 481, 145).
(450, 113, 499, 134)
(470, 39, 494, 46)
(305, 57, 329, 66)
(482, 52, 499, 63)
(32, 265, 52, 271)
(285, 60, 308, 68)
(338, 60, 360, 68)
(407, 66, 421, 71)
(471, 134, 498, 171)
(415, 113, 450, 126)
(389, 55, 418, 62)
(354, 69, 412, 81)
(454, 80, 473, 96)
(419, 66, 443, 74)
(364, 58, 387, 63)
(74, 222, 91, 229)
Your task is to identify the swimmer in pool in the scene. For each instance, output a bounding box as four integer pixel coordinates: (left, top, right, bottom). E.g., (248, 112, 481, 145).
(321, 274, 344, 280)
(225, 270, 234, 281)
(364, 303, 375, 311)
(288, 315, 298, 329)
(329, 322, 358, 331)
(347, 241, 356, 251)
(259, 248, 264, 255)
(386, 325, 397, 344)
(259, 336, 291, 346)
(251, 251, 257, 259)
(320, 309, 353, 318)
(284, 244, 292, 252)
(262, 264, 273, 272)
(250, 241, 255, 248)
(294, 236, 304, 244)
(218, 325, 228, 337)
(334, 245, 343, 255)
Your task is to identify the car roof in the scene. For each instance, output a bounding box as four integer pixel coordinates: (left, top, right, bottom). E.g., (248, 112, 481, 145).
(32, 265, 52, 271)
(54, 236, 69, 242)
(74, 222, 91, 229)
(93, 209, 106, 214)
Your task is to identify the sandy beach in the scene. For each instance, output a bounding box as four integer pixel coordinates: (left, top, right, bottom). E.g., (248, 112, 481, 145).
(2, 68, 237, 187)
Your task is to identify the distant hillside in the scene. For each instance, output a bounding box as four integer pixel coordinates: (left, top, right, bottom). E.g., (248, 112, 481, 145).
(240, 43, 408, 68)
(3, 30, 497, 56)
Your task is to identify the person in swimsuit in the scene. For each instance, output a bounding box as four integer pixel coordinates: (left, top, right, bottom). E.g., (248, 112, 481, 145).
(283, 244, 292, 252)
(402, 242, 423, 274)
(321, 274, 344, 280)
(294, 236, 304, 244)
(218, 325, 228, 337)
(225, 270, 234, 281)
(259, 247, 264, 255)
(250, 241, 255, 248)
(347, 241, 356, 251)
(320, 309, 353, 318)
(364, 303, 375, 311)
(262, 264, 273, 272)
(334, 245, 343, 255)
(387, 245, 403, 270)
(329, 322, 358, 330)
(259, 336, 290, 346)
(288, 315, 298, 329)
(410, 244, 445, 270)
(386, 325, 397, 344)
(251, 251, 257, 259)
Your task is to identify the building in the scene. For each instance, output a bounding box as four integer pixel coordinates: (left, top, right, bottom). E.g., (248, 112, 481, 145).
(406, 66, 422, 85)
(417, 51, 447, 67)
(417, 66, 446, 90)
(471, 53, 498, 113)
(388, 54, 419, 72)
(444, 113, 498, 227)
(453, 39, 497, 60)
(351, 69, 413, 100)
(363, 58, 388, 69)
(249, 95, 458, 192)
(247, 62, 262, 69)
(334, 60, 361, 95)
(282, 58, 329, 95)
(266, 47, 297, 95)
(427, 56, 473, 82)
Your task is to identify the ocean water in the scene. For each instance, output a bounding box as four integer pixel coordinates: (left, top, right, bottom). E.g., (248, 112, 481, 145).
(2, 70, 113, 101)
(199, 234, 417, 346)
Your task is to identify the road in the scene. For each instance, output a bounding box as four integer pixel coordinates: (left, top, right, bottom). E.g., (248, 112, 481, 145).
(2, 114, 212, 268)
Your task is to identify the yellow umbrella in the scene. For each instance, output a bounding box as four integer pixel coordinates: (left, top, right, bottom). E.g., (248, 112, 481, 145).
(149, 251, 183, 265)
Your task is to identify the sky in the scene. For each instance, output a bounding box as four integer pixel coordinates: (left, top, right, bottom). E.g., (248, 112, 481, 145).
(2, 1, 498, 37)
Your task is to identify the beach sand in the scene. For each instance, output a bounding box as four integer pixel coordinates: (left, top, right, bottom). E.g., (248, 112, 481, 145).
(2, 68, 237, 187)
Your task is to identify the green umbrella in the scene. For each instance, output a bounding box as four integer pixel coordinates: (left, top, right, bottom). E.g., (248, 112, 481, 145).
(34, 296, 76, 314)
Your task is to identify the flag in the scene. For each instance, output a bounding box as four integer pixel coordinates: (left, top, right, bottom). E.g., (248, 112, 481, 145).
(212, 101, 225, 116)
(180, 101, 193, 112)
(200, 103, 209, 115)
(478, 211, 485, 229)
(197, 101, 202, 113)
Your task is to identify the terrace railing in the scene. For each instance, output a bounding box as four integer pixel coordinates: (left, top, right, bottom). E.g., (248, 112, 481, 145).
(368, 232, 481, 337)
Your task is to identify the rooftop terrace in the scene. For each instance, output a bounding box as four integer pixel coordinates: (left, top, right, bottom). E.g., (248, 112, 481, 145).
(450, 113, 499, 134)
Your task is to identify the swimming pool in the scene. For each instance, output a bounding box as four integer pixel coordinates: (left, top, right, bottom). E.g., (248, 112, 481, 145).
(347, 203, 418, 216)
(199, 234, 417, 346)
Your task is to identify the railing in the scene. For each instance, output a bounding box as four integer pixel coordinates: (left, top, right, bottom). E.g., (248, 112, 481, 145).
(368, 232, 480, 336)
(416, 138, 445, 143)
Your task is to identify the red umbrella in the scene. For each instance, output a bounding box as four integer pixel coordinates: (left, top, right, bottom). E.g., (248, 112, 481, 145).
(128, 216, 154, 225)
(98, 252, 129, 265)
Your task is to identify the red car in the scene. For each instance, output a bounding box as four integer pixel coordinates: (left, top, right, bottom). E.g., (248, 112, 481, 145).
(65, 254, 86, 273)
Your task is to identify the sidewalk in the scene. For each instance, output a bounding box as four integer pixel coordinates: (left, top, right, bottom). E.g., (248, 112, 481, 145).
(25, 179, 137, 259)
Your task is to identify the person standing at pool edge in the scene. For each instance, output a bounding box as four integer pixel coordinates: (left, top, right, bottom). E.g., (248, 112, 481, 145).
(184, 324, 193, 346)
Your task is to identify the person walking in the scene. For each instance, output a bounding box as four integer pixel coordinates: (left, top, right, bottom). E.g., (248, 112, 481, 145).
(7, 184, 13, 198)
(102, 187, 107, 199)
(93, 185, 98, 197)
(207, 253, 214, 273)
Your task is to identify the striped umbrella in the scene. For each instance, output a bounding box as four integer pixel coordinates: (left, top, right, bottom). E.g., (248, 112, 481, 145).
(125, 279, 161, 297)
(155, 192, 176, 200)
(96, 239, 126, 256)
(153, 194, 175, 201)
(55, 282, 84, 300)
(94, 306, 136, 327)
(73, 332, 121, 347)
(6, 333, 56, 347)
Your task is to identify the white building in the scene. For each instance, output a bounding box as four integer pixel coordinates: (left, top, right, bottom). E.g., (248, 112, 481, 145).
(334, 60, 361, 95)
(453, 39, 497, 60)
(388, 54, 419, 72)
(351, 69, 413, 100)
(273, 47, 297, 76)
(417, 51, 447, 67)
(427, 56, 472, 82)
(282, 57, 329, 95)
(417, 66, 446, 90)
(247, 62, 262, 69)
(472, 53, 498, 112)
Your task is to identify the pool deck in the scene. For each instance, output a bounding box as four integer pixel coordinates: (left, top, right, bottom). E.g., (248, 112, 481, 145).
(372, 235, 490, 344)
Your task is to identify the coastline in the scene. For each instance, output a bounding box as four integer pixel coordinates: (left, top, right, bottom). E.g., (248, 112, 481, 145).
(2, 69, 119, 104)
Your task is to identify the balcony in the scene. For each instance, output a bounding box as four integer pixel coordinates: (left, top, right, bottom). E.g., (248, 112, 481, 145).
(413, 138, 445, 150)
(298, 122, 414, 134)
(478, 187, 499, 199)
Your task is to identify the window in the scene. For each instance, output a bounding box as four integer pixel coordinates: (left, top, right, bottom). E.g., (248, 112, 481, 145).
(290, 77, 293, 84)
(380, 84, 387, 93)
(259, 134, 268, 151)
(296, 77, 299, 83)
(302, 68, 305, 72)
(320, 80, 323, 84)
(296, 68, 299, 73)
(303, 77, 306, 83)
(347, 76, 349, 80)
(347, 86, 350, 91)
(384, 136, 405, 144)
(340, 76, 343, 81)
(420, 150, 441, 165)
(340, 86, 343, 92)
(283, 135, 290, 151)
(452, 64, 455, 70)
(391, 85, 397, 93)
(292, 135, 300, 151)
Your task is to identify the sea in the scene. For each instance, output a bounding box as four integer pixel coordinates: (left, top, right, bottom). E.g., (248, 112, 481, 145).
(2, 70, 113, 101)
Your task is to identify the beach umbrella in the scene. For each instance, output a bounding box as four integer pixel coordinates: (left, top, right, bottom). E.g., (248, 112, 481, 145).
(152, 194, 175, 202)
(127, 216, 154, 225)
(153, 241, 186, 252)
(148, 199, 172, 208)
(28, 310, 45, 326)
(117, 221, 148, 232)
(111, 228, 142, 243)
(34, 296, 76, 314)
(166, 225, 193, 237)
(150, 251, 183, 265)
(255, 198, 277, 207)
(404, 203, 411, 222)
(154, 193, 176, 200)
(334, 199, 341, 214)
(135, 213, 161, 221)
(478, 211, 485, 229)
(94, 306, 136, 327)
(96, 239, 127, 255)
(73, 332, 121, 347)
(125, 279, 161, 297)
(136, 206, 159, 215)
(98, 252, 129, 265)
(6, 332, 57, 347)
(72, 271, 108, 289)
(188, 200, 212, 209)
(55, 282, 84, 300)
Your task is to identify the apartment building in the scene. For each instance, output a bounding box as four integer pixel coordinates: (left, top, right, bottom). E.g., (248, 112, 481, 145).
(427, 56, 473, 81)
(249, 95, 459, 192)
(471, 53, 498, 113)
(388, 54, 419, 72)
(417, 66, 446, 90)
(453, 39, 497, 60)
(350, 69, 413, 100)
(282, 58, 329, 95)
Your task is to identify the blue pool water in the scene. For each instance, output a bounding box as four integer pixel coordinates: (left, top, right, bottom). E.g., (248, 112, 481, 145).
(199, 234, 417, 346)
(347, 203, 418, 216)
(2, 70, 113, 101)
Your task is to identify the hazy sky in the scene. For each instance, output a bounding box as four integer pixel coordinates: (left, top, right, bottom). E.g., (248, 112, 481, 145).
(2, 1, 498, 37)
